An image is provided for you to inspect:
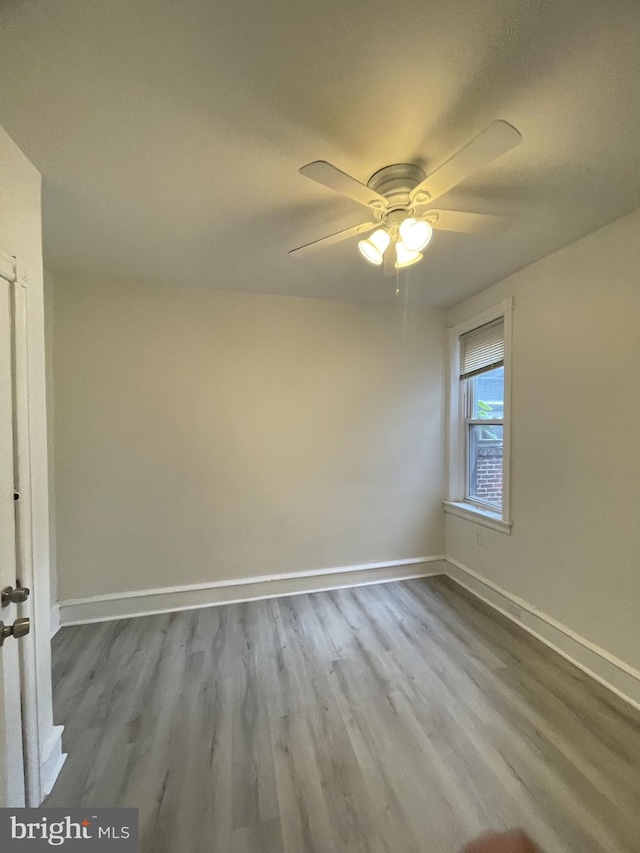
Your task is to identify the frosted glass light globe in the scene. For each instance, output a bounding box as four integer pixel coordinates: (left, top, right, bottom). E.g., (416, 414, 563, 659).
(358, 229, 390, 265)
(398, 218, 433, 252)
(395, 240, 423, 269)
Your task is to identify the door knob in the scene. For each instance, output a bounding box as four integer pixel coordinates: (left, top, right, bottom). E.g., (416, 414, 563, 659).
(1, 585, 30, 606)
(0, 617, 30, 646)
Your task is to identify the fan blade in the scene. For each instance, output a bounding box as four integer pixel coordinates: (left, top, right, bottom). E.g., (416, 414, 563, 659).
(426, 209, 511, 234)
(289, 221, 377, 257)
(410, 121, 522, 205)
(299, 161, 388, 210)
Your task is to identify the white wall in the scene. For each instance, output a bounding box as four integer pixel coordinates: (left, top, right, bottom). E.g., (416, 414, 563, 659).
(0, 125, 62, 799)
(52, 278, 446, 600)
(446, 207, 640, 675)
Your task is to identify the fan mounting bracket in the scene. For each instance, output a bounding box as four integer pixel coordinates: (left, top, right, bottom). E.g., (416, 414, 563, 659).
(367, 163, 426, 209)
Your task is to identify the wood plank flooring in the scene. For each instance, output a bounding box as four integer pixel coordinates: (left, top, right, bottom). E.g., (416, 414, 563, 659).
(46, 577, 640, 853)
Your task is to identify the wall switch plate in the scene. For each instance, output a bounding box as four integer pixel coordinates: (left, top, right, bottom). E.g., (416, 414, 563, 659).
(475, 529, 483, 546)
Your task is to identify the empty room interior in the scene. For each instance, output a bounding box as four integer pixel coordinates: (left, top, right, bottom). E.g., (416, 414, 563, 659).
(0, 1, 639, 851)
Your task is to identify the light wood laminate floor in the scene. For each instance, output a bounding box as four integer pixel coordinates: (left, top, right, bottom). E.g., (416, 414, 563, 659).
(47, 577, 640, 853)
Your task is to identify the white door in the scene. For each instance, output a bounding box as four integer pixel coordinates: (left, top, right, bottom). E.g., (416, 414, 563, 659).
(0, 275, 26, 806)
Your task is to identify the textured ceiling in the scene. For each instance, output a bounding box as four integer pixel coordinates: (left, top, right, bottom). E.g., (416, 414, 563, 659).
(1, 0, 640, 306)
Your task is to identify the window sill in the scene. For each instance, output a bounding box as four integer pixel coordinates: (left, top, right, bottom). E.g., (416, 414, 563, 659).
(443, 501, 512, 535)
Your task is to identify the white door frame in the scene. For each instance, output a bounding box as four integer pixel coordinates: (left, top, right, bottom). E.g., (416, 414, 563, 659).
(13, 262, 43, 806)
(0, 247, 63, 805)
(0, 260, 26, 806)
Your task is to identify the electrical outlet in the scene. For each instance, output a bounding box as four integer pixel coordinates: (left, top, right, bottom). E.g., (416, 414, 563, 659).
(475, 529, 483, 546)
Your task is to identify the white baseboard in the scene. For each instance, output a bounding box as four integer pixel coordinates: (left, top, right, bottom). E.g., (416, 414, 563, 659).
(58, 557, 447, 627)
(55, 553, 640, 713)
(445, 557, 640, 713)
(50, 603, 60, 639)
(40, 724, 66, 802)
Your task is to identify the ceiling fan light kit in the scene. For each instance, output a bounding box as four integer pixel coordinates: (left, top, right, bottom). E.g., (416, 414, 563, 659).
(289, 120, 522, 277)
(357, 214, 433, 269)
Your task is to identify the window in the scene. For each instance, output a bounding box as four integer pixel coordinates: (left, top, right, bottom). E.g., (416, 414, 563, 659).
(461, 322, 504, 510)
(445, 300, 512, 533)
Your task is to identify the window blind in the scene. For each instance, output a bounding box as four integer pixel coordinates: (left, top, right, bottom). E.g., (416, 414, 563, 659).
(459, 319, 504, 378)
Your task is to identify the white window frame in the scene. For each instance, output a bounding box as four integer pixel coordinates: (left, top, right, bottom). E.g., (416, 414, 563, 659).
(444, 297, 513, 534)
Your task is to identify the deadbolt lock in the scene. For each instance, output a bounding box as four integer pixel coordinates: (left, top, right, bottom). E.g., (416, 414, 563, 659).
(1, 585, 30, 606)
(0, 617, 30, 646)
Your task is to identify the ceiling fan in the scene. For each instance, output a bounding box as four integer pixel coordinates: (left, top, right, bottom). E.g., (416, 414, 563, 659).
(289, 120, 522, 275)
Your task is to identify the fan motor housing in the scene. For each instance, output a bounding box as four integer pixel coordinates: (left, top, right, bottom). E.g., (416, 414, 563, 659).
(367, 163, 426, 210)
